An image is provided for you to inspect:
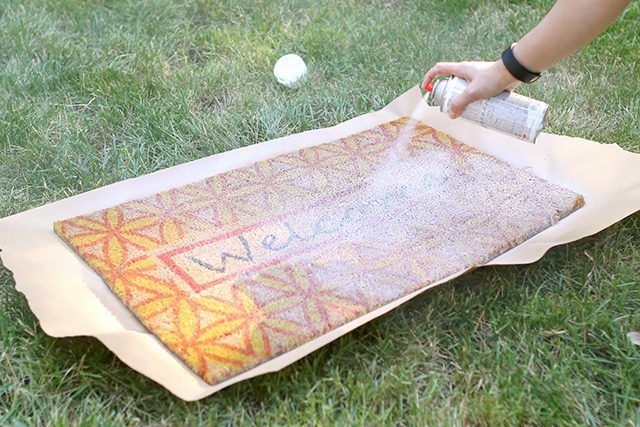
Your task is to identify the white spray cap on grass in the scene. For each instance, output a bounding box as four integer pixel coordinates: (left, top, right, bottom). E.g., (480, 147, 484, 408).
(273, 54, 307, 88)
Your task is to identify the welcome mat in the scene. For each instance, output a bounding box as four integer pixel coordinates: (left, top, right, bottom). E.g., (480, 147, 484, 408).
(53, 118, 584, 385)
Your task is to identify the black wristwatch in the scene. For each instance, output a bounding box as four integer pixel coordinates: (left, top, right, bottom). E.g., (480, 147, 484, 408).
(501, 45, 541, 83)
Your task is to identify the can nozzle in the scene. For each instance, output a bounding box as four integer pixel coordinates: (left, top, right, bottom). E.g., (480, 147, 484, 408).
(424, 83, 434, 92)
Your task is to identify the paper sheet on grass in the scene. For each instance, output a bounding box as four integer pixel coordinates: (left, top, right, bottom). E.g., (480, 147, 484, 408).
(0, 86, 639, 401)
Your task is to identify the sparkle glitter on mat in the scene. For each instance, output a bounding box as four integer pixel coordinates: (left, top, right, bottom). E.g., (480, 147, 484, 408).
(54, 118, 584, 385)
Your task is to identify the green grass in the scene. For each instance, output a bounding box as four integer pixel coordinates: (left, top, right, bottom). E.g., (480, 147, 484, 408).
(1, 0, 639, 424)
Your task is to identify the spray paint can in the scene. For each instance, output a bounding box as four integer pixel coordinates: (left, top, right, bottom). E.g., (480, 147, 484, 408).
(426, 76, 548, 143)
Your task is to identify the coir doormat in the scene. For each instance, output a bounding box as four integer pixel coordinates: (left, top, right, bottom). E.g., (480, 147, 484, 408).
(54, 118, 584, 385)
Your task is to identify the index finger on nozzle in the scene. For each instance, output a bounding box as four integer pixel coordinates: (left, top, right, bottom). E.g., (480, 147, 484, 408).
(421, 68, 438, 90)
(422, 75, 438, 92)
(422, 62, 460, 91)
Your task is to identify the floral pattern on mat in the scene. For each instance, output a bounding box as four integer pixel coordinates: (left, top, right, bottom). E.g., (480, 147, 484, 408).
(54, 118, 584, 385)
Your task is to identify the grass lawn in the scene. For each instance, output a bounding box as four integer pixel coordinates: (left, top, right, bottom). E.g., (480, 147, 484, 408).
(1, 0, 639, 424)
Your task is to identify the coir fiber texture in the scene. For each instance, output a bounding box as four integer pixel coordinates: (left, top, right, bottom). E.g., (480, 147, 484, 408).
(54, 118, 584, 385)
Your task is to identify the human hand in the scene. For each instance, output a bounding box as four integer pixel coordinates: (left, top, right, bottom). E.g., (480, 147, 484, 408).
(421, 60, 521, 118)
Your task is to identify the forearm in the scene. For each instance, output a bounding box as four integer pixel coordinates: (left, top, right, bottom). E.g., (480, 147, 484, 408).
(513, 0, 632, 73)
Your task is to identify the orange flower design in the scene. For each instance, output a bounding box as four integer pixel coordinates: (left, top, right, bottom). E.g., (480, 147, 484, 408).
(142, 288, 275, 376)
(63, 208, 160, 253)
(86, 254, 161, 304)
(244, 265, 368, 336)
(126, 191, 212, 244)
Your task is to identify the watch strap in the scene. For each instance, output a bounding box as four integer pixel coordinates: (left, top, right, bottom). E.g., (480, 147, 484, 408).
(501, 46, 541, 83)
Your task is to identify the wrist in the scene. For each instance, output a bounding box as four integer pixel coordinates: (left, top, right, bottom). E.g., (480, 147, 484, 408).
(493, 59, 519, 87)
